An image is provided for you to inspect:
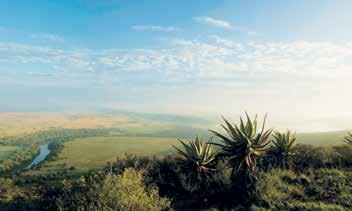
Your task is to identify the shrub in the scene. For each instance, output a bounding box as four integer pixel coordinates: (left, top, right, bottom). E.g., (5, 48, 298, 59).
(104, 154, 234, 209)
(0, 177, 24, 202)
(256, 169, 305, 209)
(286, 201, 345, 210)
(95, 168, 171, 211)
(256, 168, 352, 210)
(293, 145, 345, 170)
(333, 145, 352, 167)
(305, 169, 352, 208)
(104, 153, 157, 175)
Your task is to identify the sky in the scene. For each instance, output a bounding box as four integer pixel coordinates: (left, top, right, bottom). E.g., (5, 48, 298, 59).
(1, 0, 352, 131)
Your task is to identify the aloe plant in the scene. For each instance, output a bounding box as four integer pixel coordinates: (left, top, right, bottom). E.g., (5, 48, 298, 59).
(210, 113, 273, 174)
(173, 137, 217, 182)
(210, 113, 273, 207)
(270, 130, 296, 169)
(344, 132, 352, 145)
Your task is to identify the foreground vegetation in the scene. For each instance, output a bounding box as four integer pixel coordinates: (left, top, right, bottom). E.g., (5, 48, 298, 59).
(1, 152, 351, 210)
(0, 113, 351, 210)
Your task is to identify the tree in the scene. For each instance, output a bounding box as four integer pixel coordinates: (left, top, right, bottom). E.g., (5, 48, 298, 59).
(270, 130, 296, 169)
(210, 113, 273, 207)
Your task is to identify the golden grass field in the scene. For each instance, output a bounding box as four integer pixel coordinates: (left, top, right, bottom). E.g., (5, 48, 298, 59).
(0, 112, 172, 137)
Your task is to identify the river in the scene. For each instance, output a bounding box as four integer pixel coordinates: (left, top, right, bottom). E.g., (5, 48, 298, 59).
(26, 144, 51, 169)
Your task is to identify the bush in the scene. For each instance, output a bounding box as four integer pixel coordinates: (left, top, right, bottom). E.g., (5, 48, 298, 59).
(286, 201, 345, 210)
(105, 154, 234, 209)
(52, 168, 171, 211)
(293, 144, 347, 170)
(333, 145, 352, 167)
(256, 169, 305, 209)
(255, 168, 352, 210)
(0, 177, 24, 202)
(104, 153, 157, 175)
(95, 168, 171, 211)
(305, 169, 352, 208)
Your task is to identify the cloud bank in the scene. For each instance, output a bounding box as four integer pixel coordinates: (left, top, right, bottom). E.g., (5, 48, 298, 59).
(1, 37, 351, 84)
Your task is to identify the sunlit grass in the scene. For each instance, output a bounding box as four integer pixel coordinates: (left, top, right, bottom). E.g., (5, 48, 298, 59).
(31, 136, 179, 173)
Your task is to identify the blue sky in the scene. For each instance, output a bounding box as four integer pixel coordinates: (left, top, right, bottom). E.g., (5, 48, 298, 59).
(1, 0, 352, 131)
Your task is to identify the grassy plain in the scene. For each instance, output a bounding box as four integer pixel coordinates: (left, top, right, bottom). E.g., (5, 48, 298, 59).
(1, 112, 348, 146)
(0, 112, 173, 137)
(296, 130, 347, 146)
(34, 136, 179, 172)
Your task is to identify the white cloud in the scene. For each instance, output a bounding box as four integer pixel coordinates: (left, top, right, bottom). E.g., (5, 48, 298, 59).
(193, 17, 260, 36)
(30, 33, 64, 42)
(208, 35, 243, 49)
(1, 38, 352, 83)
(131, 25, 181, 32)
(193, 17, 233, 29)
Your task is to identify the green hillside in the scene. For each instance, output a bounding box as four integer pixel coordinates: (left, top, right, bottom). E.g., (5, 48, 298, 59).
(296, 130, 348, 146)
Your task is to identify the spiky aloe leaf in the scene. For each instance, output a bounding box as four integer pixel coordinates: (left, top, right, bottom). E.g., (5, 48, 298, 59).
(344, 132, 352, 145)
(210, 113, 272, 174)
(173, 136, 217, 183)
(269, 130, 296, 169)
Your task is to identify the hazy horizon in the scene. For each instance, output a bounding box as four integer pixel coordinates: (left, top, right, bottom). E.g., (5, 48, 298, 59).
(1, 0, 352, 131)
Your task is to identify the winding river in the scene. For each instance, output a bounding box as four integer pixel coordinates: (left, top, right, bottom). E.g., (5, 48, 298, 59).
(26, 144, 51, 169)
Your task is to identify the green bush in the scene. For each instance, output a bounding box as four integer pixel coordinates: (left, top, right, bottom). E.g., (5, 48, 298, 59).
(286, 201, 345, 210)
(0, 177, 23, 202)
(333, 145, 352, 167)
(52, 167, 171, 211)
(305, 169, 352, 208)
(256, 169, 305, 209)
(256, 168, 352, 210)
(95, 168, 171, 211)
(292, 145, 349, 170)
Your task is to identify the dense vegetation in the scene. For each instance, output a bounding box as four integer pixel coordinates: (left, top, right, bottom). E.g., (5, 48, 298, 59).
(0, 114, 351, 210)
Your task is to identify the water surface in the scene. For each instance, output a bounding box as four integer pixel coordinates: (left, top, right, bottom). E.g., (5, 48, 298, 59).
(26, 144, 50, 169)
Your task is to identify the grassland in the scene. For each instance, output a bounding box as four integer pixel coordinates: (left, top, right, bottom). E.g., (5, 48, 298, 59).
(33, 136, 179, 173)
(1, 112, 348, 145)
(0, 145, 19, 160)
(0, 112, 174, 137)
(296, 130, 348, 146)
